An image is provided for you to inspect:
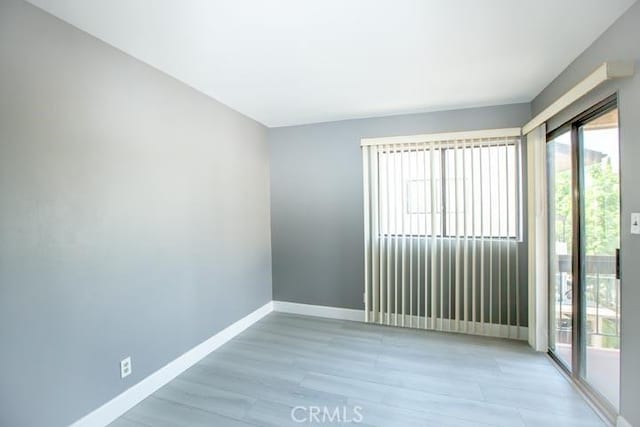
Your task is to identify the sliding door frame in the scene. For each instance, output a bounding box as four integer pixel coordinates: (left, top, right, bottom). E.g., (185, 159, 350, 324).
(546, 93, 619, 419)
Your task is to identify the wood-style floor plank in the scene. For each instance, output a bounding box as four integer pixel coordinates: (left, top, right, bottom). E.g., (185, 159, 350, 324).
(109, 312, 606, 427)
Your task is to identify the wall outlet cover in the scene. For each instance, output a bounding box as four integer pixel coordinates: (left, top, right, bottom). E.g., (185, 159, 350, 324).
(120, 357, 132, 379)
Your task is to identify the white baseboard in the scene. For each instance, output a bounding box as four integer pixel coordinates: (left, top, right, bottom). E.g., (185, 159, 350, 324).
(618, 415, 633, 427)
(272, 301, 364, 322)
(273, 301, 528, 340)
(70, 301, 273, 427)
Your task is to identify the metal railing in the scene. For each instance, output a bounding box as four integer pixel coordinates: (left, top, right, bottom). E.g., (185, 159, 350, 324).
(555, 254, 619, 346)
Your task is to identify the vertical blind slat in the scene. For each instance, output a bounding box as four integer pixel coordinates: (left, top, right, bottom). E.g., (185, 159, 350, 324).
(378, 146, 387, 323)
(373, 147, 380, 323)
(385, 145, 392, 324)
(470, 139, 477, 333)
(430, 142, 438, 330)
(400, 145, 407, 327)
(487, 145, 495, 330)
(515, 137, 522, 337)
(497, 145, 503, 336)
(409, 149, 414, 327)
(415, 147, 421, 327)
(440, 141, 445, 331)
(447, 144, 452, 331)
(393, 147, 400, 326)
(363, 147, 371, 322)
(505, 139, 511, 338)
(462, 141, 469, 332)
(423, 142, 429, 329)
(480, 145, 486, 334)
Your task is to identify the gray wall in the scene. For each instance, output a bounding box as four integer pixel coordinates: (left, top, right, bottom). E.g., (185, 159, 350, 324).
(0, 1, 272, 426)
(268, 104, 531, 320)
(531, 2, 640, 424)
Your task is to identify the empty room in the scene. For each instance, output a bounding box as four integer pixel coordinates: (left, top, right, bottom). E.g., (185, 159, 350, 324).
(1, 0, 640, 426)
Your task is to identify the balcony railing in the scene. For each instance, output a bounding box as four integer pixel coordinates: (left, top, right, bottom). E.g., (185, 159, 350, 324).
(555, 254, 619, 346)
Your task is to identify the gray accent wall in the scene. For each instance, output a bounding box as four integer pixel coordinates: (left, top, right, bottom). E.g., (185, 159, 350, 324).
(531, 2, 640, 424)
(0, 1, 272, 426)
(268, 104, 531, 320)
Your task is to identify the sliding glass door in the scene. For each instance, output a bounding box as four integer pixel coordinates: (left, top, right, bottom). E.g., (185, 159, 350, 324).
(579, 107, 620, 409)
(547, 96, 620, 413)
(548, 130, 573, 369)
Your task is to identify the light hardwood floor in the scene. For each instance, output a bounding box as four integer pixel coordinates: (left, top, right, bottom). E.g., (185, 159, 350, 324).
(110, 312, 606, 427)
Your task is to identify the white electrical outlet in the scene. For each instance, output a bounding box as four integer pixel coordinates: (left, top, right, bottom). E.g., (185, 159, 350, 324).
(120, 357, 132, 379)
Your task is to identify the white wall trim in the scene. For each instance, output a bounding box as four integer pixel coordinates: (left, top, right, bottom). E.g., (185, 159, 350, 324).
(273, 301, 528, 340)
(617, 415, 633, 427)
(69, 301, 274, 427)
(526, 124, 549, 352)
(522, 61, 634, 134)
(273, 300, 365, 322)
(360, 127, 521, 147)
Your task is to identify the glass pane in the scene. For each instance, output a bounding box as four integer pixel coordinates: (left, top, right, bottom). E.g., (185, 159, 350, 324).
(579, 108, 620, 409)
(547, 131, 573, 369)
(379, 143, 520, 238)
(445, 144, 517, 238)
(378, 148, 442, 235)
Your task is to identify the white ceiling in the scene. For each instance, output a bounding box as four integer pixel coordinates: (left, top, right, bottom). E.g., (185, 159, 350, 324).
(27, 0, 636, 127)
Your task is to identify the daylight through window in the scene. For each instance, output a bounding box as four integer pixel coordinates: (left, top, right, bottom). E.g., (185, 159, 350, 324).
(376, 139, 521, 238)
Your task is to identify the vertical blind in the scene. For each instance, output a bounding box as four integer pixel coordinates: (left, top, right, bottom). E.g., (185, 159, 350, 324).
(362, 131, 525, 339)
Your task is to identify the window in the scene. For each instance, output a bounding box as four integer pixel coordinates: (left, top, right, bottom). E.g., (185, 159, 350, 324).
(361, 130, 524, 334)
(377, 140, 521, 238)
